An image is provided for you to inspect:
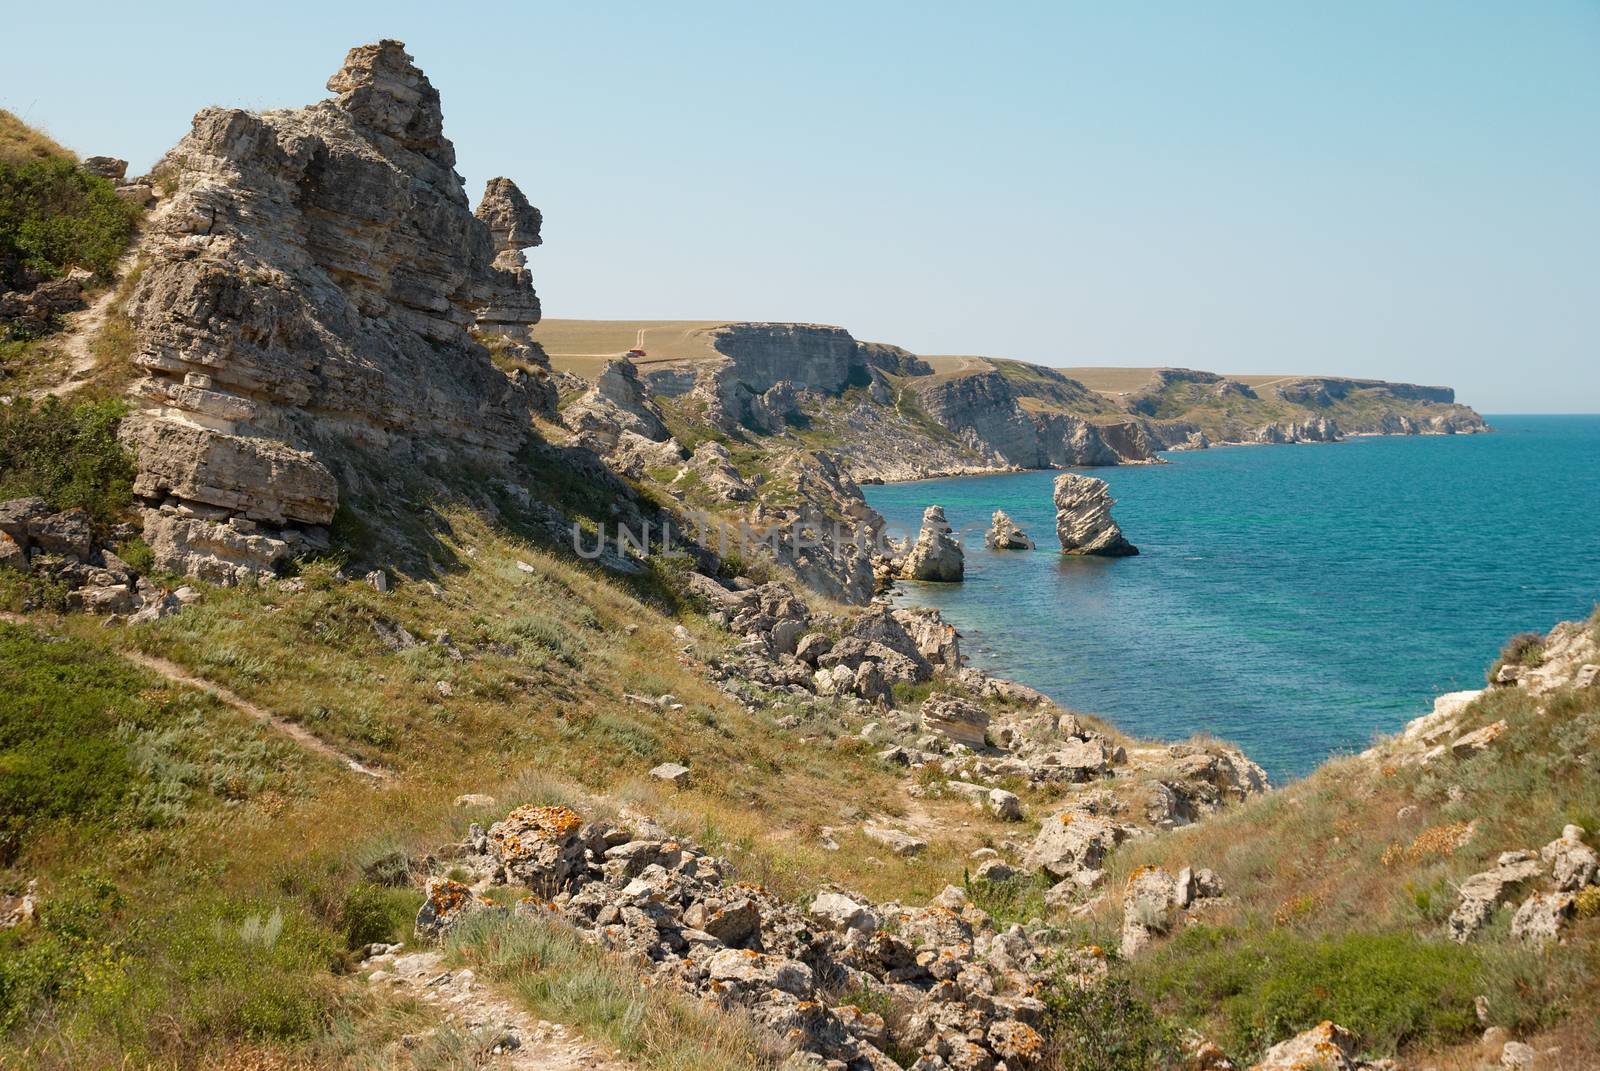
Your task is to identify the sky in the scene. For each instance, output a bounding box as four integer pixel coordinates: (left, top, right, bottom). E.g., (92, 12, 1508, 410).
(5, 1, 1597, 412)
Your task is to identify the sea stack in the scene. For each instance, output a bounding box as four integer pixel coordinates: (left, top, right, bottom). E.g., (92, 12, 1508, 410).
(1053, 473, 1138, 556)
(901, 505, 964, 581)
(984, 510, 1035, 550)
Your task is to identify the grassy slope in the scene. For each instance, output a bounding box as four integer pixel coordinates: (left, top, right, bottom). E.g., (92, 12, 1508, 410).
(1076, 627, 1600, 1067)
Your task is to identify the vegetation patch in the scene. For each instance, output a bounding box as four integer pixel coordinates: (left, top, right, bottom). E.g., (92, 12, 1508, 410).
(0, 394, 136, 528)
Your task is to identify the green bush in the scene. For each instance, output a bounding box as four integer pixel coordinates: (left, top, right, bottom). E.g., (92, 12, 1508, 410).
(0, 623, 143, 854)
(1131, 926, 1480, 1060)
(0, 394, 135, 528)
(0, 156, 140, 290)
(341, 882, 422, 950)
(1042, 976, 1180, 1071)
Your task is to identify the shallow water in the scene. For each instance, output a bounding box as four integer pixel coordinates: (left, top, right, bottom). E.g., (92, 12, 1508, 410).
(863, 415, 1600, 779)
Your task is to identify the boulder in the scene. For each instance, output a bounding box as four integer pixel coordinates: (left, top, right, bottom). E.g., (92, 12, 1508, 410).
(1249, 1021, 1375, 1071)
(1510, 891, 1573, 945)
(1449, 852, 1544, 942)
(862, 824, 927, 857)
(1023, 812, 1120, 882)
(1451, 720, 1508, 758)
(901, 505, 964, 582)
(984, 510, 1034, 550)
(1541, 825, 1598, 890)
(921, 693, 990, 750)
(1052, 473, 1138, 556)
(809, 892, 879, 934)
(81, 156, 128, 180)
(649, 762, 691, 787)
(30, 508, 92, 559)
(487, 805, 588, 888)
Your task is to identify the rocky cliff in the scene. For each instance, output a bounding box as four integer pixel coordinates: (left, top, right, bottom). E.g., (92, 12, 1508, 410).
(118, 41, 547, 582)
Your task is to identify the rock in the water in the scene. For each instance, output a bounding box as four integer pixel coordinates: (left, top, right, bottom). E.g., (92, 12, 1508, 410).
(984, 510, 1034, 550)
(1053, 473, 1137, 556)
(901, 505, 964, 582)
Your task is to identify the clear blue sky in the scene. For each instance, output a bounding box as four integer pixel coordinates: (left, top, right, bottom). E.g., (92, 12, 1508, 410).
(7, 1, 1597, 411)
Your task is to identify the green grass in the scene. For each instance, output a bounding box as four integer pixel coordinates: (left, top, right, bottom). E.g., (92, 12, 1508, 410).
(447, 911, 789, 1071)
(0, 394, 136, 529)
(1128, 927, 1481, 1060)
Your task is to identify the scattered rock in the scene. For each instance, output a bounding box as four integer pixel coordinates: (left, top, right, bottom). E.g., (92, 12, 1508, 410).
(862, 824, 927, 857)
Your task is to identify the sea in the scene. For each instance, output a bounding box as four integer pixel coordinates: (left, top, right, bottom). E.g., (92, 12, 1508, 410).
(862, 415, 1600, 780)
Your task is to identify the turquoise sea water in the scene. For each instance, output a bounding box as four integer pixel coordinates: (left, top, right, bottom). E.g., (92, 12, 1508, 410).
(863, 416, 1600, 780)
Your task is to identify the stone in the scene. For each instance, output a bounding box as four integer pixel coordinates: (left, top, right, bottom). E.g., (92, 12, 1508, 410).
(984, 510, 1034, 550)
(415, 878, 490, 939)
(81, 156, 128, 180)
(1120, 865, 1176, 957)
(1449, 853, 1544, 942)
(1053, 473, 1138, 556)
(454, 793, 496, 808)
(118, 40, 545, 580)
(0, 531, 25, 572)
(862, 824, 927, 857)
(366, 570, 390, 593)
(30, 509, 92, 559)
(921, 693, 990, 749)
(1499, 1041, 1537, 1068)
(0, 881, 39, 929)
(809, 892, 879, 934)
(974, 859, 1015, 883)
(1248, 1021, 1369, 1070)
(487, 805, 588, 888)
(901, 505, 964, 582)
(1451, 720, 1508, 758)
(705, 948, 815, 998)
(1539, 825, 1597, 891)
(1023, 812, 1120, 881)
(987, 788, 1023, 821)
(113, 183, 155, 207)
(1509, 891, 1573, 946)
(0, 497, 49, 547)
(649, 762, 691, 787)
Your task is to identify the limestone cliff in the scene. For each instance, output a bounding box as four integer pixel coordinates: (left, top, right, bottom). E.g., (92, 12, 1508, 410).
(119, 40, 545, 581)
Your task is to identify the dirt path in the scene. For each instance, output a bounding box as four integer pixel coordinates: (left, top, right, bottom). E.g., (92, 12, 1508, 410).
(38, 283, 119, 398)
(362, 947, 633, 1069)
(1, 611, 386, 779)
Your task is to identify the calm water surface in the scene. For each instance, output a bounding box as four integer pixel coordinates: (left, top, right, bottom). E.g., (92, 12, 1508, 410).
(863, 416, 1600, 779)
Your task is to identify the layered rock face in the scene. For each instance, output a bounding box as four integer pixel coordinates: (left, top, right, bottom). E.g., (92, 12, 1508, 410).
(119, 40, 544, 581)
(901, 505, 964, 582)
(1054, 473, 1138, 556)
(913, 371, 1147, 468)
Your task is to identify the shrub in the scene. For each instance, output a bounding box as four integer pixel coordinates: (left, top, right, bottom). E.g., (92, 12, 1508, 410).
(341, 882, 422, 950)
(0, 395, 136, 528)
(0, 155, 140, 290)
(1131, 926, 1481, 1060)
(1500, 632, 1546, 669)
(1041, 976, 1180, 1071)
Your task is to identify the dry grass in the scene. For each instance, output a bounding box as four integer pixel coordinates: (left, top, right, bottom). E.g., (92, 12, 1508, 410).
(0, 109, 74, 164)
(533, 319, 732, 371)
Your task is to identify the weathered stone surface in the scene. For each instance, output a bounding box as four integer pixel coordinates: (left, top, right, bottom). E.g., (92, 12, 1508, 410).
(1249, 1021, 1376, 1070)
(902, 505, 964, 582)
(1053, 473, 1138, 556)
(81, 156, 128, 180)
(922, 693, 990, 749)
(119, 40, 542, 579)
(984, 509, 1034, 550)
(1023, 812, 1120, 882)
(1449, 852, 1544, 942)
(1541, 825, 1598, 891)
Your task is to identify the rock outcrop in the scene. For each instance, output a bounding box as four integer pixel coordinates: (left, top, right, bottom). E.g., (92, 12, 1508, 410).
(901, 505, 964, 582)
(1053, 473, 1138, 556)
(984, 509, 1034, 550)
(117, 40, 544, 582)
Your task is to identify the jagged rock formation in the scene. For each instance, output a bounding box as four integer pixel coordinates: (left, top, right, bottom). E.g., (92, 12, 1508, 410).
(985, 509, 1034, 550)
(1054, 473, 1138, 556)
(117, 40, 545, 582)
(901, 505, 964, 582)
